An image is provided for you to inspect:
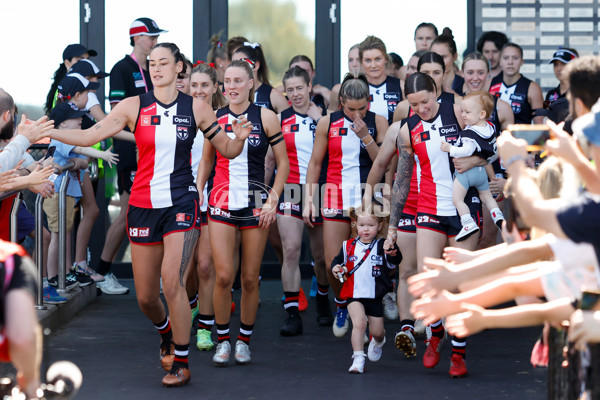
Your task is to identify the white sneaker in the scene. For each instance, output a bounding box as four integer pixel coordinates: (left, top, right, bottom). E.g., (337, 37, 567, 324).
(382, 292, 399, 320)
(213, 341, 231, 366)
(367, 337, 386, 362)
(348, 353, 366, 374)
(97, 273, 129, 295)
(490, 208, 505, 230)
(234, 340, 251, 365)
(332, 308, 349, 337)
(395, 330, 417, 358)
(455, 219, 479, 242)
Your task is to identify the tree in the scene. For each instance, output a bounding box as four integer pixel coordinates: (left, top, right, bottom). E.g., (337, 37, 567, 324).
(229, 0, 314, 86)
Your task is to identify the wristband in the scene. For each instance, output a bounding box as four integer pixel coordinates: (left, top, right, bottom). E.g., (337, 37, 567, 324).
(363, 137, 374, 147)
(504, 155, 526, 169)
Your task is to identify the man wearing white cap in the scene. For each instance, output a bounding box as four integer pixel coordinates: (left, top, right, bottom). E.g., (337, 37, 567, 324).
(97, 18, 167, 294)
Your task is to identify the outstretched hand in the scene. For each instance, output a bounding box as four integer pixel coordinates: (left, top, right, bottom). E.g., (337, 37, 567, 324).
(232, 115, 253, 142)
(18, 114, 54, 144)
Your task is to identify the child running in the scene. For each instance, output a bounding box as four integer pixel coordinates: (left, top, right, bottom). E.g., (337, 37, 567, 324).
(440, 91, 505, 241)
(331, 208, 402, 373)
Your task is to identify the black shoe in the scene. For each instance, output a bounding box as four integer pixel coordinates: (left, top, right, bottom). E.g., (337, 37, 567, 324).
(71, 272, 93, 287)
(280, 313, 303, 336)
(316, 295, 334, 326)
(48, 275, 79, 291)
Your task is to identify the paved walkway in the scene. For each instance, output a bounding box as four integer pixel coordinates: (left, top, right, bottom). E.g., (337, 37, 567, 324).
(39, 279, 546, 399)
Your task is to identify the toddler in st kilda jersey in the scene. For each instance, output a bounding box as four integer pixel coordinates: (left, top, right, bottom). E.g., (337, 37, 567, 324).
(440, 91, 505, 241)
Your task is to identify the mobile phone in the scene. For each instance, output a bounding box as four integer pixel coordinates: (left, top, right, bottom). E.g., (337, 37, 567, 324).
(507, 124, 550, 152)
(578, 289, 600, 311)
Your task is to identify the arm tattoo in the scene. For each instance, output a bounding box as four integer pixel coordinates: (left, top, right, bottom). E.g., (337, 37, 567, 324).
(179, 228, 200, 286)
(389, 139, 414, 228)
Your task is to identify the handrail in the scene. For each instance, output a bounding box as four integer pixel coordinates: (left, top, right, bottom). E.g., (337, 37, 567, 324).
(9, 193, 23, 243)
(34, 194, 46, 310)
(56, 161, 75, 293)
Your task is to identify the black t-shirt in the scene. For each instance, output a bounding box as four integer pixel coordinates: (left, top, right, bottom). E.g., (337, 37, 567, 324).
(556, 192, 600, 265)
(109, 55, 153, 170)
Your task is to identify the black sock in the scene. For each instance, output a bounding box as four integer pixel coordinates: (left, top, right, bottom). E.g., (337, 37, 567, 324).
(198, 314, 214, 331)
(451, 338, 466, 359)
(237, 322, 254, 344)
(430, 320, 445, 339)
(400, 319, 415, 332)
(283, 291, 299, 316)
(216, 323, 230, 344)
(154, 316, 172, 343)
(172, 342, 189, 369)
(96, 258, 112, 275)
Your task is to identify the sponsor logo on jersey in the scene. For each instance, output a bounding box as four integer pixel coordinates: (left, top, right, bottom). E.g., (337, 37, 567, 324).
(248, 133, 261, 147)
(176, 213, 193, 222)
(309, 123, 317, 132)
(141, 104, 156, 113)
(371, 255, 383, 263)
(384, 92, 401, 101)
(173, 115, 191, 126)
(224, 124, 233, 133)
(141, 115, 151, 126)
(150, 115, 161, 125)
(164, 110, 169, 117)
(439, 124, 458, 136)
(188, 186, 198, 192)
(489, 83, 502, 94)
(387, 101, 398, 112)
(177, 126, 189, 140)
(251, 123, 262, 133)
(291, 124, 299, 132)
(282, 115, 296, 126)
(348, 255, 358, 262)
(133, 72, 142, 80)
(368, 94, 374, 102)
(330, 127, 348, 137)
(255, 102, 269, 109)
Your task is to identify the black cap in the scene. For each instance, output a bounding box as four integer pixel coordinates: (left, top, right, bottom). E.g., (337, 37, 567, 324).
(50, 102, 86, 127)
(69, 59, 109, 79)
(129, 17, 167, 37)
(57, 73, 100, 100)
(389, 52, 404, 67)
(62, 44, 97, 61)
(548, 48, 578, 64)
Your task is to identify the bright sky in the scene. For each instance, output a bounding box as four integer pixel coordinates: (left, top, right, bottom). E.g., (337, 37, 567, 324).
(0, 0, 466, 112)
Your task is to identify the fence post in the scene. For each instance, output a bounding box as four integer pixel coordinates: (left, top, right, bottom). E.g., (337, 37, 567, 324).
(9, 193, 22, 243)
(34, 194, 46, 310)
(57, 167, 72, 293)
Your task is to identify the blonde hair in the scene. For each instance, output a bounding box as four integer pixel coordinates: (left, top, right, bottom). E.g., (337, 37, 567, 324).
(348, 206, 389, 239)
(463, 91, 494, 119)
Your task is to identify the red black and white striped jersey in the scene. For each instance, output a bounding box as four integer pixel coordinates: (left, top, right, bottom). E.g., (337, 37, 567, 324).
(130, 91, 199, 208)
(333, 237, 400, 300)
(281, 107, 317, 185)
(325, 110, 378, 210)
(407, 100, 461, 216)
(369, 76, 402, 125)
(209, 103, 269, 210)
(489, 73, 533, 124)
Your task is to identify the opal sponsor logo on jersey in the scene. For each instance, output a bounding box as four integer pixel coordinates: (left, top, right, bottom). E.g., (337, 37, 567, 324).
(173, 115, 192, 126)
(129, 227, 150, 237)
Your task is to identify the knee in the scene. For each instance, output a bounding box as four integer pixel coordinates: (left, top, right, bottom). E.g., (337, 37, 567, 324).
(240, 275, 259, 292)
(351, 316, 367, 332)
(214, 270, 234, 289)
(6, 323, 38, 350)
(86, 204, 100, 221)
(137, 291, 160, 312)
(399, 262, 417, 281)
(197, 258, 214, 280)
(282, 246, 301, 265)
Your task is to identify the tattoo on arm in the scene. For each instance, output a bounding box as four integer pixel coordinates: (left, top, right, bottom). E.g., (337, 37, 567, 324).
(390, 138, 413, 228)
(179, 228, 200, 286)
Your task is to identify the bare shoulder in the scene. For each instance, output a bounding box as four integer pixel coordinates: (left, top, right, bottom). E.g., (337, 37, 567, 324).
(396, 124, 413, 153)
(260, 106, 280, 134)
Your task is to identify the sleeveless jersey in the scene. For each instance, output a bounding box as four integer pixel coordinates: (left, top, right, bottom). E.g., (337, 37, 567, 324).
(407, 100, 461, 216)
(456, 123, 497, 162)
(325, 110, 378, 210)
(254, 83, 275, 112)
(452, 75, 465, 97)
(489, 73, 533, 124)
(408, 91, 455, 117)
(130, 91, 199, 208)
(338, 238, 397, 300)
(369, 76, 402, 124)
(209, 103, 269, 210)
(545, 86, 565, 105)
(281, 107, 318, 185)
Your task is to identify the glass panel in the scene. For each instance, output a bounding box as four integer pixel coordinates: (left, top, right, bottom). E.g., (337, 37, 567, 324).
(0, 1, 79, 118)
(229, 0, 316, 87)
(340, 0, 468, 78)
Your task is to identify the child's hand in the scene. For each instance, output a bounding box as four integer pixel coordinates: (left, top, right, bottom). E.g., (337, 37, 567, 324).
(384, 241, 399, 256)
(101, 146, 119, 168)
(332, 264, 347, 283)
(440, 141, 451, 152)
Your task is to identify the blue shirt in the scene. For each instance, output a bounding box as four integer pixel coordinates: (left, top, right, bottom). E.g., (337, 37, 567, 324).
(49, 139, 86, 198)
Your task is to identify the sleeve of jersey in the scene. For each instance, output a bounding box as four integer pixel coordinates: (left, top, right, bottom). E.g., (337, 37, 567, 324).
(108, 63, 127, 103)
(330, 243, 346, 271)
(449, 138, 478, 158)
